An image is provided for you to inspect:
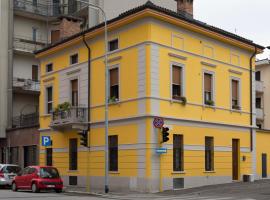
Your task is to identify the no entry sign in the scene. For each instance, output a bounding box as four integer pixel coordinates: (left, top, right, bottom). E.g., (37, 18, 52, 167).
(153, 117, 164, 128)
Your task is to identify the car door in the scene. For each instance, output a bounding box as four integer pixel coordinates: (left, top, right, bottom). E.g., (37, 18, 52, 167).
(25, 167, 37, 189)
(16, 167, 29, 188)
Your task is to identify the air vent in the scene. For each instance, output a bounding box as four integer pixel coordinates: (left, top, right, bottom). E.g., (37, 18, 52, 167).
(173, 178, 184, 189)
(69, 176, 77, 186)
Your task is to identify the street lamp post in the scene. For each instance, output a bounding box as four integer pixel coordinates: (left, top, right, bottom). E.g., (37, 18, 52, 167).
(76, 0, 109, 193)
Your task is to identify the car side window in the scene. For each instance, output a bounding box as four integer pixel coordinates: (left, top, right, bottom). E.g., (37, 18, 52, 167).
(28, 168, 36, 174)
(22, 167, 29, 175)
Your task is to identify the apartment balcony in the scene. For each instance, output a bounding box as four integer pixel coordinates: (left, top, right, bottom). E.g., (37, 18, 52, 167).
(13, 77, 40, 94)
(13, 36, 47, 54)
(256, 108, 264, 120)
(256, 81, 264, 93)
(50, 107, 88, 131)
(12, 112, 39, 129)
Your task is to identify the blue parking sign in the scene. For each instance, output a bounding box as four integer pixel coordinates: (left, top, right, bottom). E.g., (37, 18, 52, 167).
(42, 136, 52, 147)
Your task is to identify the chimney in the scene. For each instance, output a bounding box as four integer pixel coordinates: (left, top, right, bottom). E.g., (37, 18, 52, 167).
(175, 0, 194, 18)
(51, 16, 82, 44)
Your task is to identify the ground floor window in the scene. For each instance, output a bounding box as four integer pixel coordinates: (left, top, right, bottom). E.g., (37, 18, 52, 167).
(205, 137, 214, 171)
(0, 147, 5, 163)
(109, 135, 118, 171)
(24, 145, 37, 167)
(69, 139, 78, 170)
(9, 147, 19, 165)
(173, 134, 184, 171)
(46, 148, 53, 166)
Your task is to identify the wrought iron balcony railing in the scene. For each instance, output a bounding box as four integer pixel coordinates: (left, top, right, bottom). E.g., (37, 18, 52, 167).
(13, 77, 40, 92)
(12, 112, 39, 128)
(14, 0, 89, 17)
(51, 107, 88, 130)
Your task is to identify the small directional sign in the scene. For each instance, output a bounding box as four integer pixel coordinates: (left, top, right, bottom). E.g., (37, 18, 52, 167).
(153, 117, 164, 128)
(41, 136, 52, 147)
(156, 147, 167, 154)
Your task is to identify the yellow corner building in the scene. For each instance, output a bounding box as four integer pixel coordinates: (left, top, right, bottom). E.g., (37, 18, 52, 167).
(35, 1, 265, 192)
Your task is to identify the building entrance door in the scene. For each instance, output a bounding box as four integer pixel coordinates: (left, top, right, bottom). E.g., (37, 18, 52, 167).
(232, 139, 240, 180)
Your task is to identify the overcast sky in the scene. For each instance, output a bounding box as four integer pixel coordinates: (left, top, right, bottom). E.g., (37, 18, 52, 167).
(193, 0, 269, 59)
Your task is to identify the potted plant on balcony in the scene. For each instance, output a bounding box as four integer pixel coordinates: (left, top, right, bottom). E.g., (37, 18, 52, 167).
(232, 105, 241, 110)
(109, 96, 119, 103)
(205, 100, 215, 106)
(55, 102, 71, 119)
(173, 95, 187, 105)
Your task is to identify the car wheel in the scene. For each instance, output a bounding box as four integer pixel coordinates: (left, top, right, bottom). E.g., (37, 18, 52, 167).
(31, 183, 39, 193)
(55, 189, 62, 193)
(11, 182, 17, 192)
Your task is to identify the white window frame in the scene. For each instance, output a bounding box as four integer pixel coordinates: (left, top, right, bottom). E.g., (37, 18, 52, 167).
(108, 38, 119, 52)
(109, 64, 120, 102)
(202, 70, 216, 106)
(170, 62, 186, 100)
(45, 85, 53, 114)
(230, 76, 242, 111)
(69, 76, 80, 107)
(45, 63, 53, 73)
(70, 53, 79, 65)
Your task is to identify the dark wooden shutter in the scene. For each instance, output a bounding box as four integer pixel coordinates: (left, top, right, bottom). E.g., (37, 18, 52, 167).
(204, 73, 212, 92)
(51, 30, 60, 44)
(110, 68, 119, 86)
(232, 80, 238, 100)
(69, 139, 78, 170)
(173, 135, 184, 171)
(173, 66, 181, 85)
(109, 135, 118, 171)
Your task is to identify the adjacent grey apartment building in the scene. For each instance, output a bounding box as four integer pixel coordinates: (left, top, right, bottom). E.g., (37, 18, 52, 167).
(0, 0, 176, 167)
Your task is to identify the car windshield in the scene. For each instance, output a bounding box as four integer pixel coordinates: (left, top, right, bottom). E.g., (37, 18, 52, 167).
(2, 166, 21, 174)
(40, 167, 59, 179)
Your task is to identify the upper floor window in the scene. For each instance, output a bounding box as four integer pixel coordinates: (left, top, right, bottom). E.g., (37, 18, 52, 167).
(51, 30, 60, 44)
(204, 72, 214, 106)
(256, 71, 261, 81)
(231, 79, 240, 110)
(108, 39, 118, 52)
(172, 65, 184, 100)
(33, 0, 37, 7)
(71, 79, 78, 106)
(109, 68, 119, 101)
(46, 86, 53, 114)
(32, 65, 39, 82)
(256, 97, 262, 109)
(70, 54, 78, 65)
(32, 27, 37, 42)
(46, 63, 53, 73)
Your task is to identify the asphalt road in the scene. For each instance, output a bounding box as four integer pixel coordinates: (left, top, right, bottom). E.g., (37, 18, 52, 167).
(1, 180, 270, 200)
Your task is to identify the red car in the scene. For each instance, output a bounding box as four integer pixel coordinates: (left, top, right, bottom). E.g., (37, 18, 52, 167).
(11, 166, 63, 193)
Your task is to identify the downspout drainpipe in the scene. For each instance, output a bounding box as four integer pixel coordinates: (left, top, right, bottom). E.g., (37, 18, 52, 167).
(82, 34, 91, 192)
(250, 47, 257, 152)
(82, 34, 91, 133)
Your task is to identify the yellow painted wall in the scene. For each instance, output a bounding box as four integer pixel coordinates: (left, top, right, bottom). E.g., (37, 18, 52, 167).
(256, 130, 270, 177)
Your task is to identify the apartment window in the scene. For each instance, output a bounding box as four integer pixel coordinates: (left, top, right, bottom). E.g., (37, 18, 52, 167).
(70, 54, 78, 65)
(173, 135, 184, 172)
(256, 97, 262, 109)
(24, 146, 37, 167)
(32, 27, 37, 42)
(33, 0, 37, 7)
(256, 71, 261, 81)
(69, 139, 78, 170)
(205, 137, 214, 171)
(9, 147, 19, 165)
(231, 79, 240, 109)
(108, 39, 118, 52)
(257, 123, 262, 129)
(71, 79, 78, 106)
(32, 65, 38, 81)
(109, 68, 119, 100)
(109, 135, 118, 171)
(172, 65, 183, 100)
(204, 73, 214, 105)
(46, 63, 53, 73)
(46, 148, 53, 166)
(46, 86, 53, 114)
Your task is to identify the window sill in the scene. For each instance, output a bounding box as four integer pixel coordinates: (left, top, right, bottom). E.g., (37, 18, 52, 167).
(171, 171, 186, 175)
(230, 109, 242, 113)
(67, 170, 78, 173)
(108, 100, 120, 105)
(69, 63, 79, 67)
(40, 114, 51, 117)
(170, 99, 186, 105)
(203, 104, 216, 109)
(109, 171, 120, 174)
(204, 171, 216, 173)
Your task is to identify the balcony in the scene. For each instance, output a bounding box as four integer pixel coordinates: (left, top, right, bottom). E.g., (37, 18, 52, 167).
(50, 107, 88, 130)
(256, 108, 264, 120)
(14, 35, 47, 54)
(13, 77, 40, 94)
(12, 112, 39, 129)
(256, 81, 264, 93)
